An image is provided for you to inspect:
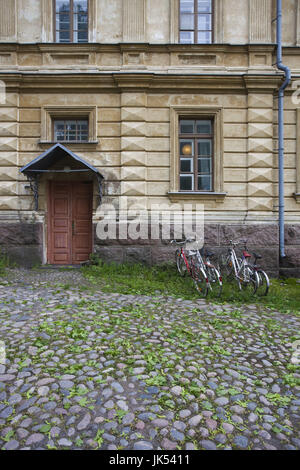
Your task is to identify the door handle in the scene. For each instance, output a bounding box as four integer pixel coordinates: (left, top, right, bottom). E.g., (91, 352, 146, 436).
(72, 221, 75, 236)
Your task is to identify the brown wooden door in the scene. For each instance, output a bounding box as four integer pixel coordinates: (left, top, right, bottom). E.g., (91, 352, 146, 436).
(48, 181, 93, 265)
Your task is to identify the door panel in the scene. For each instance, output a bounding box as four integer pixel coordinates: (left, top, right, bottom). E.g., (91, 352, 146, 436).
(48, 181, 93, 265)
(71, 182, 93, 264)
(49, 182, 72, 264)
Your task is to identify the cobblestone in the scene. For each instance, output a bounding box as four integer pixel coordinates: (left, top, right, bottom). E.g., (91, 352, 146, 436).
(0, 268, 299, 450)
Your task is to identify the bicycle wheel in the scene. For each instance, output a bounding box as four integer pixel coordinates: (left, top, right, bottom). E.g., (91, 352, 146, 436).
(175, 249, 187, 277)
(240, 265, 259, 295)
(192, 264, 209, 297)
(218, 253, 234, 281)
(256, 269, 269, 296)
(206, 266, 222, 298)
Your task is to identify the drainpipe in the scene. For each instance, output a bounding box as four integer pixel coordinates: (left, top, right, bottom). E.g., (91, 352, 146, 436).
(276, 0, 291, 259)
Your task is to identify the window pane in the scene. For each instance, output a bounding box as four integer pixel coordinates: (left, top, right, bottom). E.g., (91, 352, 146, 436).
(180, 0, 195, 13)
(54, 122, 65, 140)
(77, 16, 88, 29)
(56, 13, 70, 24)
(180, 140, 194, 156)
(180, 158, 193, 173)
(180, 14, 195, 30)
(198, 175, 212, 191)
(198, 14, 211, 30)
(198, 140, 211, 156)
(66, 122, 76, 130)
(180, 31, 194, 44)
(198, 158, 211, 173)
(56, 0, 70, 13)
(74, 0, 88, 12)
(196, 120, 212, 134)
(198, 0, 212, 13)
(54, 119, 89, 141)
(180, 120, 195, 134)
(198, 31, 212, 43)
(180, 175, 193, 191)
(77, 30, 88, 42)
(57, 30, 70, 42)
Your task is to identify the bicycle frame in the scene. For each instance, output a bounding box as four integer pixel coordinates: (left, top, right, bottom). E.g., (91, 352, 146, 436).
(227, 243, 252, 283)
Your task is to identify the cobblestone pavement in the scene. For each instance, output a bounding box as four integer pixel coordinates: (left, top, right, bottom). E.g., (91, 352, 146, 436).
(0, 268, 299, 451)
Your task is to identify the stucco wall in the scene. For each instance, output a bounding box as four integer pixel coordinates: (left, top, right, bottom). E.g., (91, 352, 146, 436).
(0, 0, 299, 45)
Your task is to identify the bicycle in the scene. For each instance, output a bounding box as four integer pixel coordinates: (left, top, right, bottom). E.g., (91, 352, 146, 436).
(198, 247, 223, 297)
(217, 239, 259, 294)
(248, 252, 270, 296)
(171, 238, 209, 297)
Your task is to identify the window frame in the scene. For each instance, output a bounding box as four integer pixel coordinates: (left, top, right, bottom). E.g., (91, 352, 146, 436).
(179, 0, 214, 45)
(40, 106, 97, 145)
(169, 106, 225, 202)
(179, 117, 214, 192)
(53, 117, 89, 143)
(53, 0, 89, 44)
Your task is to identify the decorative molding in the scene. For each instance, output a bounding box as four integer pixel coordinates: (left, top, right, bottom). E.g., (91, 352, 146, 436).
(247, 89, 274, 211)
(0, 0, 16, 40)
(297, 0, 300, 46)
(169, 106, 224, 195)
(123, 0, 145, 42)
(41, 0, 53, 42)
(168, 192, 226, 203)
(170, 0, 179, 43)
(249, 0, 272, 43)
(41, 106, 97, 143)
(214, 0, 224, 43)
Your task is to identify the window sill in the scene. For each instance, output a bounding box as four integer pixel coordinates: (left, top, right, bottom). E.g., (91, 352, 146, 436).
(39, 141, 99, 145)
(294, 193, 300, 203)
(167, 191, 227, 203)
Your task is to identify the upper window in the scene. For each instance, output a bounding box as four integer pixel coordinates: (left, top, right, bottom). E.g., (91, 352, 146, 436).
(179, 118, 213, 191)
(179, 0, 213, 44)
(54, 0, 88, 43)
(54, 119, 89, 142)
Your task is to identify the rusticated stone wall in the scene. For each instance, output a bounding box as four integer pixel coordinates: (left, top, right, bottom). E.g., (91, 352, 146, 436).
(92, 223, 296, 278)
(0, 222, 43, 267)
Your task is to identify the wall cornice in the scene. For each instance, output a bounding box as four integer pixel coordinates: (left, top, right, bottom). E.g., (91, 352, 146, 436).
(0, 42, 278, 54)
(0, 71, 283, 93)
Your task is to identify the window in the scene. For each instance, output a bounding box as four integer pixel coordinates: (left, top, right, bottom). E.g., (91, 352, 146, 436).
(179, 0, 213, 44)
(169, 107, 225, 201)
(54, 0, 88, 43)
(179, 118, 213, 191)
(53, 119, 89, 142)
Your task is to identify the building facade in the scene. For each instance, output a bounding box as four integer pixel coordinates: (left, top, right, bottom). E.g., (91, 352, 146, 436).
(0, 0, 299, 276)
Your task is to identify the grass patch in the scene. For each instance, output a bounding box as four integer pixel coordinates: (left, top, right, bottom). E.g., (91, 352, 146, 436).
(0, 249, 11, 276)
(82, 261, 300, 313)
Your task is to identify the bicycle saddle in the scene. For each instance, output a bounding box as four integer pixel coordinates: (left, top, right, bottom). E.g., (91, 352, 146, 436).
(253, 252, 262, 259)
(243, 251, 252, 258)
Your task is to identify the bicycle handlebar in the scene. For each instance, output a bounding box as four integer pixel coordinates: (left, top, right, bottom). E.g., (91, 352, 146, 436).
(170, 238, 196, 246)
(225, 239, 248, 247)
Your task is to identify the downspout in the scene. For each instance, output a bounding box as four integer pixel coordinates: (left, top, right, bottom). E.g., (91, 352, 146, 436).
(276, 0, 291, 258)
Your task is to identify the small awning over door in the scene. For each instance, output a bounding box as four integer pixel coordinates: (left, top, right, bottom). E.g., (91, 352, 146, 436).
(20, 143, 104, 210)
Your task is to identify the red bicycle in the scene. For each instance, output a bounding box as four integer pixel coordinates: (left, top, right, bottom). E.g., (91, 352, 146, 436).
(171, 238, 209, 297)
